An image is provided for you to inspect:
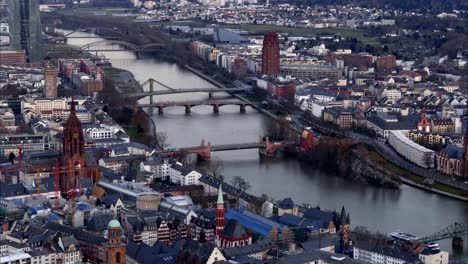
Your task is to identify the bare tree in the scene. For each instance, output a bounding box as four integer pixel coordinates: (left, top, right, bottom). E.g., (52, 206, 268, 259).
(207, 157, 224, 179)
(156, 131, 170, 150)
(179, 150, 196, 166)
(231, 176, 251, 193)
(263, 118, 292, 141)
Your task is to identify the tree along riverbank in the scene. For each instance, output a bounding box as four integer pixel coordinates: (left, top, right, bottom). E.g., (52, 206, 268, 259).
(102, 67, 157, 147)
(299, 139, 402, 188)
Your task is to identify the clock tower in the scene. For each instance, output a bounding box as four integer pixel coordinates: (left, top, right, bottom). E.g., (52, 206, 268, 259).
(60, 98, 99, 192)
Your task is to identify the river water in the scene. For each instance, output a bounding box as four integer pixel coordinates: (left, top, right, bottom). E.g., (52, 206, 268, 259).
(62, 30, 467, 259)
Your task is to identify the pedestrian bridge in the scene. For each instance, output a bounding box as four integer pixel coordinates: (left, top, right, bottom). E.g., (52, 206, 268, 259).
(159, 137, 295, 160)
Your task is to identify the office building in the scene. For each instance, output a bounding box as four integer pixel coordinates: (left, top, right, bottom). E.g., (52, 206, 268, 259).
(43, 66, 58, 98)
(0, 51, 26, 65)
(7, 0, 43, 62)
(262, 32, 280, 76)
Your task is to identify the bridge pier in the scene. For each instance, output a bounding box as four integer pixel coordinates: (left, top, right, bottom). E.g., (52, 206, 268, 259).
(452, 237, 464, 248)
(158, 106, 164, 114)
(240, 104, 246, 113)
(213, 105, 219, 114)
(185, 105, 191, 114)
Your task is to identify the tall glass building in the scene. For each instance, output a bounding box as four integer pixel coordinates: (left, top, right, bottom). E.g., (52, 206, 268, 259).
(7, 0, 42, 62)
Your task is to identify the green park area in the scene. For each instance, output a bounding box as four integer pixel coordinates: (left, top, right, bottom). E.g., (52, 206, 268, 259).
(224, 24, 379, 45)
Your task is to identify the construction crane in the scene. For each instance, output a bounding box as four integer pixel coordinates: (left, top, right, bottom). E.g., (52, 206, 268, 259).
(69, 187, 84, 227)
(0, 158, 88, 209)
(0, 122, 25, 169)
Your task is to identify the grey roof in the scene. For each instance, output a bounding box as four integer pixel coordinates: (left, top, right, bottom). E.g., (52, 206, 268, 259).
(101, 155, 142, 163)
(221, 219, 248, 238)
(33, 177, 56, 193)
(127, 239, 183, 264)
(275, 250, 360, 264)
(111, 144, 129, 155)
(278, 198, 295, 210)
(367, 112, 420, 130)
(100, 194, 120, 207)
(299, 236, 337, 252)
(277, 214, 317, 230)
(303, 207, 336, 229)
(355, 241, 417, 261)
(45, 222, 106, 245)
(442, 144, 464, 159)
(0, 183, 25, 197)
(60, 235, 80, 250)
(86, 212, 114, 232)
(99, 166, 121, 181)
(181, 240, 216, 263)
(213, 28, 249, 44)
(223, 239, 275, 258)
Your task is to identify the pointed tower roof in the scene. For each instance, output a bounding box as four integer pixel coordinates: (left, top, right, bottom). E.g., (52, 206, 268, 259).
(217, 184, 224, 204)
(70, 97, 76, 114)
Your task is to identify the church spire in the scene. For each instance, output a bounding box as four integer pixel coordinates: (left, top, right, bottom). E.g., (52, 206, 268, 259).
(70, 97, 76, 114)
(215, 184, 225, 245)
(217, 184, 224, 204)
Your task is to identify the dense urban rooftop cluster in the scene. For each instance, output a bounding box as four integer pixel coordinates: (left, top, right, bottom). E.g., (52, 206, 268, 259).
(0, 0, 467, 263)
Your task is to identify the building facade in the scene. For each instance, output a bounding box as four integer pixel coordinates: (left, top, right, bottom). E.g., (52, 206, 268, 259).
(44, 66, 58, 99)
(261, 32, 280, 76)
(103, 220, 126, 264)
(0, 51, 26, 65)
(7, 0, 42, 62)
(375, 55, 396, 72)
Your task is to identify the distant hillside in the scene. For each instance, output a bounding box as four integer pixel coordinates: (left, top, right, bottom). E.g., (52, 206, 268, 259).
(276, 0, 467, 12)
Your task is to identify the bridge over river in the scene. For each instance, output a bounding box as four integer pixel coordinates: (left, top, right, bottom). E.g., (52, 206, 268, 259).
(159, 138, 295, 160)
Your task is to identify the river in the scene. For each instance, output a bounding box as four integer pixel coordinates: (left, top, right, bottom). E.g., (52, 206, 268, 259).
(61, 30, 467, 260)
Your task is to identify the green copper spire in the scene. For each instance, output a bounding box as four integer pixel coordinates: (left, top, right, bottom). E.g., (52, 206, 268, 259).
(217, 184, 224, 204)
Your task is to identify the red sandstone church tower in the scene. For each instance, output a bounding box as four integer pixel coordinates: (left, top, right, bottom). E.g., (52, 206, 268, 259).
(61, 98, 99, 192)
(215, 184, 225, 247)
(104, 219, 126, 264)
(262, 32, 280, 76)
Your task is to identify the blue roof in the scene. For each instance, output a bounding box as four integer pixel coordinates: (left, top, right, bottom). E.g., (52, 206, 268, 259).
(443, 144, 464, 159)
(76, 202, 93, 212)
(47, 214, 60, 222)
(225, 208, 284, 236)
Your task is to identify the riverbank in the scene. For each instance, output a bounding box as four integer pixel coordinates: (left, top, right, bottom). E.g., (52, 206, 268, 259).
(184, 62, 468, 201)
(101, 67, 157, 147)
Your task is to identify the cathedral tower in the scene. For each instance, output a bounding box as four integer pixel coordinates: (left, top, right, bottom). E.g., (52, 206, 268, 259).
(61, 98, 85, 192)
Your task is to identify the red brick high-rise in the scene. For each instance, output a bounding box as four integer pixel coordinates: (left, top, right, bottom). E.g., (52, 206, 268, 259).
(262, 32, 280, 76)
(375, 55, 396, 72)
